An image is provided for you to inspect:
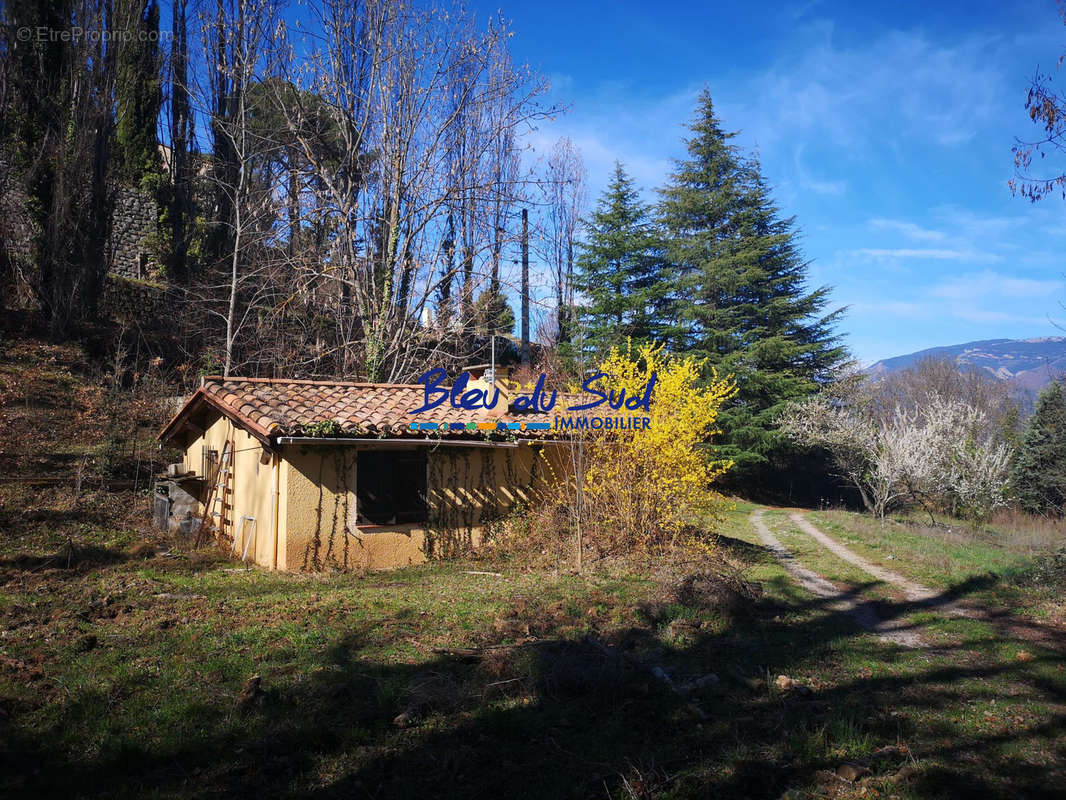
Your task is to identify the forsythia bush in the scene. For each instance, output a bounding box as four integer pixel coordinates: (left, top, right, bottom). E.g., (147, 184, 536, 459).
(578, 343, 736, 555)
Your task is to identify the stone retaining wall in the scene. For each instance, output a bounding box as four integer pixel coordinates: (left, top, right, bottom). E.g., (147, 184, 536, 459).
(108, 186, 160, 281)
(101, 274, 173, 323)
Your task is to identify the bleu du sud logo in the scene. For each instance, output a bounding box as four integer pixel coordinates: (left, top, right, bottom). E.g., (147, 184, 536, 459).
(407, 368, 657, 432)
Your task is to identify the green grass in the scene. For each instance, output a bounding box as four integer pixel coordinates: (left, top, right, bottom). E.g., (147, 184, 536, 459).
(762, 509, 901, 600)
(804, 508, 1066, 627)
(1, 494, 1065, 798)
(806, 509, 1037, 590)
(2, 338, 1066, 798)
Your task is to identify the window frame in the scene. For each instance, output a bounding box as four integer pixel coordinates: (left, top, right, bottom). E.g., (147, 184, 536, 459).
(354, 448, 429, 528)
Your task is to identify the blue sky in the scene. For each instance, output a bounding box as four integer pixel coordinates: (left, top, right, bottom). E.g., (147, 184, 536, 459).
(472, 0, 1066, 364)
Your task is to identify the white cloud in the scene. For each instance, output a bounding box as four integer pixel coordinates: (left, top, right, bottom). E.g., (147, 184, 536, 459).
(846, 299, 929, 318)
(534, 23, 1023, 215)
(806, 178, 847, 196)
(867, 218, 946, 242)
(930, 207, 1026, 238)
(715, 26, 1010, 161)
(851, 248, 992, 261)
(947, 307, 1051, 325)
(517, 10, 1066, 365)
(930, 270, 1064, 301)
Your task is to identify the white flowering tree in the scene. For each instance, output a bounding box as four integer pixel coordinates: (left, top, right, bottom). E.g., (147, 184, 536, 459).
(781, 385, 1013, 523)
(921, 396, 1014, 519)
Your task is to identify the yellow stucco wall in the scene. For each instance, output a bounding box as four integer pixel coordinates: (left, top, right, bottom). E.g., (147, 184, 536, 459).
(178, 411, 280, 567)
(177, 418, 568, 571)
(281, 442, 565, 571)
(282, 443, 367, 571)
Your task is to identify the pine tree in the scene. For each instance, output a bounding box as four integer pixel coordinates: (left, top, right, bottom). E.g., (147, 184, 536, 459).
(475, 287, 515, 335)
(657, 90, 846, 482)
(575, 162, 665, 354)
(1012, 381, 1066, 515)
(113, 0, 163, 188)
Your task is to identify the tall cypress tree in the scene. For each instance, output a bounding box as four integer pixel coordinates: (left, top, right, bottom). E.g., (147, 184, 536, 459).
(113, 0, 162, 187)
(168, 0, 194, 279)
(575, 162, 665, 354)
(3, 0, 115, 336)
(1012, 381, 1066, 515)
(657, 89, 845, 482)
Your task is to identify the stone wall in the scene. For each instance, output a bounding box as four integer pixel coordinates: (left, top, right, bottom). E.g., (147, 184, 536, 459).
(100, 273, 173, 323)
(108, 186, 160, 280)
(0, 168, 162, 284)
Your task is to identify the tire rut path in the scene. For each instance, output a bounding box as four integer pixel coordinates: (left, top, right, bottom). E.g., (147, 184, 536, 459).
(787, 511, 969, 617)
(749, 509, 926, 648)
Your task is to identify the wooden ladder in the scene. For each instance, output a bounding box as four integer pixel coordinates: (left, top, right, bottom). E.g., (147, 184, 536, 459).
(194, 440, 232, 548)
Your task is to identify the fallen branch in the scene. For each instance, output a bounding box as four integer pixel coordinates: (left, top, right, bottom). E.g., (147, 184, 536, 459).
(484, 676, 525, 688)
(430, 639, 550, 661)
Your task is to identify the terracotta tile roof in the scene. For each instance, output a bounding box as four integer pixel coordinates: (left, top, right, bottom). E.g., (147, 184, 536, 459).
(159, 376, 585, 443)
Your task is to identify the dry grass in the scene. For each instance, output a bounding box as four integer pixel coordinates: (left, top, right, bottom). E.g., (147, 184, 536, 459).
(481, 502, 579, 570)
(985, 507, 1066, 552)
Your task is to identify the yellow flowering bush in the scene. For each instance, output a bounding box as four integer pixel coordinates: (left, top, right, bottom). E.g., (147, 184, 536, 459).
(577, 343, 736, 555)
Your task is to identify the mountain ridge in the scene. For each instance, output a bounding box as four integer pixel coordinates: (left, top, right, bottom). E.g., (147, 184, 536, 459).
(868, 336, 1066, 393)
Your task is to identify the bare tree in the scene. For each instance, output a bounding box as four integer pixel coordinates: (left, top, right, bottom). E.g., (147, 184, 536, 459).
(482, 64, 522, 337)
(872, 356, 1021, 445)
(271, 0, 553, 381)
(165, 0, 194, 280)
(540, 137, 587, 347)
(1011, 3, 1066, 202)
(189, 0, 289, 376)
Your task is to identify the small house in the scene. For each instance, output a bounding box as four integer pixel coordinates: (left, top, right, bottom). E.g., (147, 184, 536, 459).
(156, 375, 571, 571)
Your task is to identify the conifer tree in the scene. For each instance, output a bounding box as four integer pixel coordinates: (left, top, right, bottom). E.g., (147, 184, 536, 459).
(575, 162, 664, 354)
(1012, 381, 1066, 515)
(657, 90, 845, 481)
(2, 0, 115, 335)
(113, 0, 163, 187)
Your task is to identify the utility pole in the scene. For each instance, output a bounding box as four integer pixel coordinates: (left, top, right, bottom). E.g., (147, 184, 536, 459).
(520, 207, 530, 366)
(574, 325, 585, 573)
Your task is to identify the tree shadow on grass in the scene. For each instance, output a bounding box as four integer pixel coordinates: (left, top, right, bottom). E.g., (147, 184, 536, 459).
(715, 533, 777, 564)
(0, 544, 133, 576)
(3, 571, 1066, 800)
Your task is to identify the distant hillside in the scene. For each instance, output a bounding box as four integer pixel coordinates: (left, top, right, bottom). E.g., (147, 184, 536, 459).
(868, 337, 1066, 393)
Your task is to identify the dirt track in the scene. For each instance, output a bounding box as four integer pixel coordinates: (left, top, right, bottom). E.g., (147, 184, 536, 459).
(753, 508, 1066, 654)
(749, 509, 926, 647)
(786, 511, 971, 617)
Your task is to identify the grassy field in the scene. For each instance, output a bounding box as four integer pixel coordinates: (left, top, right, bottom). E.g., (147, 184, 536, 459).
(806, 509, 1066, 626)
(2, 333, 1065, 799)
(3, 496, 1064, 798)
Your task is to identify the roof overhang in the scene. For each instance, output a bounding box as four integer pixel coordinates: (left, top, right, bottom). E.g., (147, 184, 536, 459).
(276, 436, 521, 448)
(157, 376, 588, 447)
(157, 387, 274, 446)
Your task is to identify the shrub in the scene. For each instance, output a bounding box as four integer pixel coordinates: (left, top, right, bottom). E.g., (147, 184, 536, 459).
(575, 343, 736, 556)
(483, 501, 575, 569)
(1017, 547, 1066, 589)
